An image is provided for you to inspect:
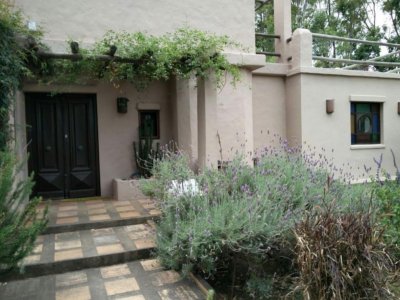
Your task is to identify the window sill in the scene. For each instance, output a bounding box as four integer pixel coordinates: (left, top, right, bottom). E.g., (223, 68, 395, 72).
(350, 144, 385, 150)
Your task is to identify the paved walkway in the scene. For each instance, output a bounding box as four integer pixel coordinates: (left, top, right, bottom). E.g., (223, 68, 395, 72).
(38, 198, 160, 229)
(0, 260, 203, 300)
(0, 198, 206, 300)
(23, 222, 156, 267)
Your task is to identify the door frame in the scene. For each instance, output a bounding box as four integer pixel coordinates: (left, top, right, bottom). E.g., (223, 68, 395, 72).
(25, 92, 101, 199)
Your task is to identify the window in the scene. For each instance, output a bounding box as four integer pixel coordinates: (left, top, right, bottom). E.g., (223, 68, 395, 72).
(139, 110, 160, 139)
(351, 102, 381, 145)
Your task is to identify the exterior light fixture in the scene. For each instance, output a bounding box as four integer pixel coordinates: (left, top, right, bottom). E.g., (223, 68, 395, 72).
(117, 97, 129, 114)
(398, 102, 400, 115)
(326, 99, 335, 114)
(107, 45, 117, 57)
(70, 41, 79, 54)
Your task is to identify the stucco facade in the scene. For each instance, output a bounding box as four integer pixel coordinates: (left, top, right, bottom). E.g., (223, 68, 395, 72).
(16, 81, 174, 196)
(13, 0, 255, 52)
(10, 0, 400, 197)
(252, 65, 400, 180)
(12, 0, 262, 197)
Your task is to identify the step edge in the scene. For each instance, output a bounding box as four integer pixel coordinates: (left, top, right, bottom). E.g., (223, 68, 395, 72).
(43, 215, 160, 234)
(6, 247, 155, 281)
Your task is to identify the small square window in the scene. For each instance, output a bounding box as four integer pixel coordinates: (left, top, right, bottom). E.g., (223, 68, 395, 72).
(351, 102, 381, 145)
(139, 110, 160, 139)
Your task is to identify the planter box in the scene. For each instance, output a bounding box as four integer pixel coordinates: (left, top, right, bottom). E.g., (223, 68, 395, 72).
(113, 178, 146, 201)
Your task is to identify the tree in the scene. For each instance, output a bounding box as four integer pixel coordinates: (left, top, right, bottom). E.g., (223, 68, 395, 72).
(383, 0, 400, 41)
(255, 0, 386, 67)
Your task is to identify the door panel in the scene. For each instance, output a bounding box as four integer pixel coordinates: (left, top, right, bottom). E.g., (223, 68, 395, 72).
(26, 93, 99, 199)
(26, 95, 65, 198)
(67, 95, 98, 198)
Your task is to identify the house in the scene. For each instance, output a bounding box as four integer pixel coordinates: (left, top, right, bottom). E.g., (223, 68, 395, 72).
(11, 0, 400, 199)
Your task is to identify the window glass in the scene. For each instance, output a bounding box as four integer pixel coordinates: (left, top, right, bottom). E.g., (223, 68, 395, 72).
(139, 110, 159, 139)
(351, 102, 381, 145)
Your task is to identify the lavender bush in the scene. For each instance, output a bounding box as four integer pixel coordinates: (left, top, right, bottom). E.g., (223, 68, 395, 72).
(144, 140, 387, 298)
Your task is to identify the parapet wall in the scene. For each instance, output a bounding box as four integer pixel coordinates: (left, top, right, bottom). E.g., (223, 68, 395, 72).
(14, 0, 255, 52)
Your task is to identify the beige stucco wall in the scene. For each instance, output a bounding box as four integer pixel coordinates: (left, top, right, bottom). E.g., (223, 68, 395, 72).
(285, 74, 303, 147)
(20, 81, 173, 196)
(252, 74, 287, 150)
(171, 77, 198, 166)
(13, 0, 255, 52)
(216, 70, 254, 162)
(298, 72, 400, 180)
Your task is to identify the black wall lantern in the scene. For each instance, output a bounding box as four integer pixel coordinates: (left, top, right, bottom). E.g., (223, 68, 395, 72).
(70, 41, 79, 54)
(117, 97, 129, 113)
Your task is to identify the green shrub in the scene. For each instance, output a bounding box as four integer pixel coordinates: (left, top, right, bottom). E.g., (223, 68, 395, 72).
(0, 1, 41, 149)
(144, 150, 194, 200)
(151, 144, 371, 298)
(372, 151, 400, 257)
(38, 28, 241, 91)
(0, 150, 47, 275)
(0, 2, 47, 275)
(375, 180, 400, 246)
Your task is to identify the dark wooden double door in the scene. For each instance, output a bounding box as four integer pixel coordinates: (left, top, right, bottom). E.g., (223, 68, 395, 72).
(26, 93, 100, 199)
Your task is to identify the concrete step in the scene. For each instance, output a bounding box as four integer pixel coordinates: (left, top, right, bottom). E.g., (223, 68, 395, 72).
(0, 260, 205, 300)
(39, 198, 161, 234)
(7, 222, 157, 280)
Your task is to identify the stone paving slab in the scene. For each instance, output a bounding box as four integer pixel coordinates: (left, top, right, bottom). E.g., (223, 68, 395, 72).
(38, 198, 161, 234)
(17, 223, 157, 278)
(0, 260, 204, 300)
(25, 222, 156, 265)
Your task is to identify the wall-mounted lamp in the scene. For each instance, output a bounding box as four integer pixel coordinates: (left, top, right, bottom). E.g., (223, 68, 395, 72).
(398, 102, 400, 115)
(326, 99, 335, 114)
(70, 41, 79, 54)
(106, 45, 117, 57)
(117, 97, 129, 114)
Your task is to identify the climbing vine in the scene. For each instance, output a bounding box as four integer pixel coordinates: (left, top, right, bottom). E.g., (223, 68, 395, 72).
(1, 1, 243, 135)
(39, 28, 242, 90)
(0, 0, 47, 274)
(0, 1, 41, 148)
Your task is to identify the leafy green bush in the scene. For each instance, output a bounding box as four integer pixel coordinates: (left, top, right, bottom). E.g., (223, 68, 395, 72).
(372, 151, 400, 255)
(143, 150, 194, 200)
(0, 150, 47, 275)
(376, 180, 400, 245)
(150, 144, 372, 298)
(0, 0, 42, 149)
(39, 27, 241, 91)
(0, 1, 47, 276)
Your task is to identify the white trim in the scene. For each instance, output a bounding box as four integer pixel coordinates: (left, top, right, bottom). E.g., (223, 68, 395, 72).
(350, 144, 385, 150)
(349, 95, 386, 103)
(136, 103, 160, 110)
